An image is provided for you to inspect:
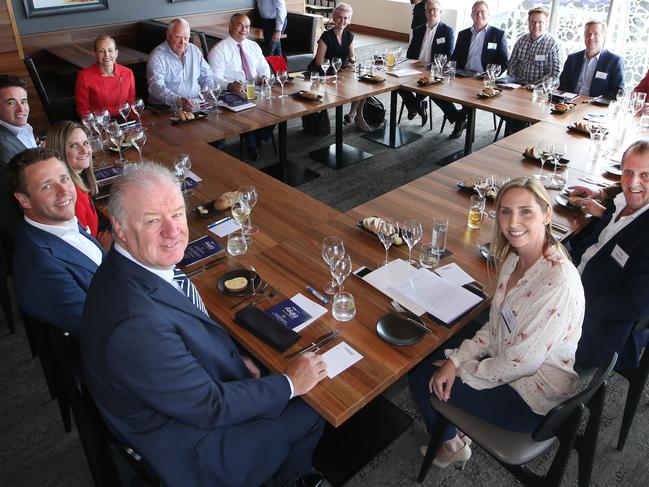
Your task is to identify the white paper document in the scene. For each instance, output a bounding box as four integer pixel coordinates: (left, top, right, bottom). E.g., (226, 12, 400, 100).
(496, 82, 521, 89)
(207, 216, 241, 237)
(387, 68, 421, 78)
(322, 342, 363, 379)
(290, 293, 327, 332)
(362, 259, 426, 316)
(389, 268, 483, 324)
(217, 100, 256, 112)
(434, 262, 475, 286)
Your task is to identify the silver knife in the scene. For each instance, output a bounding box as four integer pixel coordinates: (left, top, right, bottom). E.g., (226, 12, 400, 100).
(285, 330, 341, 359)
(186, 256, 225, 278)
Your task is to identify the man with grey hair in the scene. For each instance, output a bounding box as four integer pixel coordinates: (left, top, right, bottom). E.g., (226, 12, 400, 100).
(558, 20, 624, 99)
(81, 162, 326, 487)
(147, 18, 213, 112)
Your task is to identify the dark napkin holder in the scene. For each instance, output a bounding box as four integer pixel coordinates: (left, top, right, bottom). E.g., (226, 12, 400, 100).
(234, 305, 300, 352)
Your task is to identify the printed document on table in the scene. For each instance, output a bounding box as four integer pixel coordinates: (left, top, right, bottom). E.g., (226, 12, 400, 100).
(322, 342, 363, 379)
(434, 262, 475, 286)
(387, 68, 421, 77)
(389, 268, 482, 324)
(362, 259, 425, 316)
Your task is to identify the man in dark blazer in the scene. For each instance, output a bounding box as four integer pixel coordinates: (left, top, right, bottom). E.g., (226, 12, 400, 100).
(444, 1, 509, 138)
(8, 148, 105, 336)
(558, 20, 624, 99)
(400, 0, 455, 126)
(570, 140, 649, 371)
(81, 163, 326, 487)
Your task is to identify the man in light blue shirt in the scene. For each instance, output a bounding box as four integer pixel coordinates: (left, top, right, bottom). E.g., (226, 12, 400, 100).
(257, 0, 287, 56)
(146, 18, 213, 112)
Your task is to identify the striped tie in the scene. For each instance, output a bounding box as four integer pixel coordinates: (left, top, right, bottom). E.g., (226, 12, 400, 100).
(173, 268, 208, 316)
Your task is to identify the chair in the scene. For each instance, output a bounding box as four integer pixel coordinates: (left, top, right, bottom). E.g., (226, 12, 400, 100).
(46, 323, 160, 486)
(0, 234, 15, 334)
(23, 56, 76, 125)
(417, 352, 618, 487)
(282, 11, 320, 73)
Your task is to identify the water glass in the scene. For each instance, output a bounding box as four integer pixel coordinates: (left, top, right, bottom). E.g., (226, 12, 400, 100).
(261, 80, 272, 100)
(431, 217, 448, 255)
(227, 232, 248, 256)
(419, 243, 438, 269)
(532, 84, 544, 103)
(446, 60, 456, 82)
(467, 195, 485, 230)
(332, 292, 356, 322)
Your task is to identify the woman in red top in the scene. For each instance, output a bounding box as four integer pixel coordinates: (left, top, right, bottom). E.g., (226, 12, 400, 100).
(634, 69, 649, 97)
(47, 121, 111, 248)
(75, 35, 136, 117)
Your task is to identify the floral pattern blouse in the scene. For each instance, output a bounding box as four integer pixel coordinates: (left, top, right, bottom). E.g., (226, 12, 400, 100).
(446, 246, 585, 415)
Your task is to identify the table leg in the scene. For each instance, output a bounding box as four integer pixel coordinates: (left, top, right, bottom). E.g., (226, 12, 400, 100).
(464, 107, 476, 156)
(361, 89, 422, 148)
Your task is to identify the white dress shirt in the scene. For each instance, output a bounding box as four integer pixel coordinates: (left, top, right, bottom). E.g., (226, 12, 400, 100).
(418, 23, 439, 63)
(257, 0, 287, 32)
(25, 216, 103, 266)
(575, 51, 601, 96)
(577, 192, 649, 273)
(208, 36, 271, 87)
(146, 41, 213, 106)
(0, 119, 37, 149)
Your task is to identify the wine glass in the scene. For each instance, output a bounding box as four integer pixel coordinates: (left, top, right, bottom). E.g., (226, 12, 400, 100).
(231, 197, 251, 232)
(331, 57, 342, 83)
(535, 140, 553, 181)
(321, 59, 331, 80)
(131, 98, 145, 124)
(473, 175, 490, 199)
(377, 217, 399, 266)
(322, 236, 345, 294)
(106, 121, 127, 165)
(277, 71, 288, 98)
(239, 185, 259, 235)
(549, 142, 567, 186)
(173, 153, 192, 193)
(198, 85, 211, 107)
(82, 112, 97, 134)
(331, 253, 352, 293)
(94, 109, 110, 142)
(209, 82, 223, 112)
(129, 127, 146, 163)
(118, 102, 131, 123)
(400, 219, 422, 265)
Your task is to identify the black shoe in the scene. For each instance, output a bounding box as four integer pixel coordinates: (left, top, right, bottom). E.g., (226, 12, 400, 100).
(449, 119, 467, 139)
(407, 110, 417, 121)
(418, 103, 428, 127)
(288, 472, 324, 487)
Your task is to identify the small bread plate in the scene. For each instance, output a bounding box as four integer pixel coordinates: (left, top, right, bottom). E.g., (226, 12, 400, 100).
(521, 152, 569, 167)
(170, 111, 208, 125)
(217, 269, 263, 297)
(291, 91, 323, 102)
(605, 164, 622, 177)
(192, 200, 220, 219)
(417, 77, 444, 86)
(550, 102, 577, 114)
(359, 74, 386, 83)
(589, 95, 611, 106)
(566, 123, 591, 135)
(477, 89, 501, 98)
(555, 193, 581, 210)
(376, 314, 425, 346)
(357, 217, 404, 246)
(456, 181, 496, 199)
(108, 141, 133, 152)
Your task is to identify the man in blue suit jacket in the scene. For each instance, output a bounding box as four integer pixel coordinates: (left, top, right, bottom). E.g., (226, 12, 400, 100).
(400, 0, 454, 126)
(570, 140, 649, 371)
(8, 148, 105, 336)
(82, 163, 326, 487)
(558, 20, 624, 99)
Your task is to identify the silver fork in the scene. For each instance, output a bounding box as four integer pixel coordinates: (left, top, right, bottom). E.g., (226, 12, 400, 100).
(390, 301, 433, 333)
(251, 287, 279, 307)
(229, 282, 269, 309)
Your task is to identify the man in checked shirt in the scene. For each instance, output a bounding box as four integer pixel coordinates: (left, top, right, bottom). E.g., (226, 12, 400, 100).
(504, 6, 562, 134)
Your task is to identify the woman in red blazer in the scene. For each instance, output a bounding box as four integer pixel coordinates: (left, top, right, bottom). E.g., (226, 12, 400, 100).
(633, 69, 649, 96)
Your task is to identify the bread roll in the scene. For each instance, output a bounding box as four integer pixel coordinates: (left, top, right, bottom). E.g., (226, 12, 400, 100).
(554, 102, 569, 112)
(214, 191, 241, 210)
(574, 121, 590, 132)
(225, 277, 248, 291)
(300, 91, 319, 100)
(482, 87, 498, 96)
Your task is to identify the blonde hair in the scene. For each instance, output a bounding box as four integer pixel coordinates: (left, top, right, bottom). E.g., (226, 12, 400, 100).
(490, 177, 568, 271)
(46, 121, 98, 195)
(333, 3, 353, 17)
(93, 34, 116, 52)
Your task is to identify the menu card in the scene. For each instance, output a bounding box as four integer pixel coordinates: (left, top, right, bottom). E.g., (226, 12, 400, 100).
(265, 293, 327, 332)
(94, 165, 123, 184)
(179, 235, 225, 266)
(218, 92, 255, 112)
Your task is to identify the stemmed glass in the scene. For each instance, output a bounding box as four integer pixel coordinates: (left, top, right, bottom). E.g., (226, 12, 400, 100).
(321, 59, 331, 80)
(549, 142, 567, 186)
(277, 71, 288, 98)
(433, 54, 447, 77)
(131, 98, 145, 124)
(331, 253, 352, 293)
(231, 197, 251, 233)
(82, 112, 97, 135)
(535, 140, 554, 181)
(87, 135, 105, 167)
(377, 217, 399, 266)
(400, 219, 422, 264)
(209, 83, 223, 112)
(199, 85, 211, 107)
(129, 127, 146, 163)
(106, 121, 127, 165)
(118, 102, 131, 123)
(266, 75, 276, 100)
(331, 57, 342, 83)
(173, 153, 192, 194)
(93, 109, 110, 142)
(239, 185, 259, 235)
(322, 236, 345, 294)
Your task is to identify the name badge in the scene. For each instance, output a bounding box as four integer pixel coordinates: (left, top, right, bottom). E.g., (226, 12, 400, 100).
(611, 244, 629, 268)
(534, 54, 545, 62)
(487, 42, 497, 50)
(436, 37, 445, 44)
(501, 303, 518, 333)
(595, 71, 608, 80)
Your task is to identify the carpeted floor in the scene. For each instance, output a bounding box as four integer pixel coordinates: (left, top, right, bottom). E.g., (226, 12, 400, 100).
(1, 39, 648, 487)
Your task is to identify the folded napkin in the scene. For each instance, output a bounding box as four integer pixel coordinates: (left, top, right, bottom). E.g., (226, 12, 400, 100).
(235, 305, 300, 352)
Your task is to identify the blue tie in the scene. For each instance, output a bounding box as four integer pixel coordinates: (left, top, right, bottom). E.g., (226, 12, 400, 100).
(173, 268, 208, 316)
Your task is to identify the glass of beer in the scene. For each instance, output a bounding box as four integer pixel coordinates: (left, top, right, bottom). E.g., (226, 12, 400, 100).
(467, 195, 485, 230)
(245, 79, 256, 101)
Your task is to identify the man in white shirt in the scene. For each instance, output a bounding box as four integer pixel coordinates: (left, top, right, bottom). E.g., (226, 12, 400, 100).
(147, 18, 213, 112)
(8, 148, 105, 336)
(570, 140, 649, 371)
(209, 13, 272, 160)
(257, 0, 287, 56)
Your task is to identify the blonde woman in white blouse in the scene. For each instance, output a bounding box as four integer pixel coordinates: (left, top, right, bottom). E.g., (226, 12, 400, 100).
(408, 177, 585, 469)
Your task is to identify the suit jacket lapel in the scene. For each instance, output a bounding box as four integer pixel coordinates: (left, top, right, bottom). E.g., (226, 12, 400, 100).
(26, 223, 100, 273)
(0, 125, 27, 153)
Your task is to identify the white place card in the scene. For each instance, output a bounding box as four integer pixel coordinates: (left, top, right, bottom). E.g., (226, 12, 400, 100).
(207, 216, 241, 237)
(434, 262, 475, 286)
(322, 342, 363, 379)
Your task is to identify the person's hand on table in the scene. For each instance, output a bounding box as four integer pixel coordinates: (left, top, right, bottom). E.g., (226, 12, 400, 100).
(181, 97, 195, 112)
(228, 81, 244, 93)
(429, 359, 457, 402)
(571, 197, 606, 217)
(285, 351, 327, 396)
(242, 356, 261, 379)
(566, 185, 600, 198)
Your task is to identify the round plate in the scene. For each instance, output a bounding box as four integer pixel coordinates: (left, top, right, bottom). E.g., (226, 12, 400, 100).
(376, 314, 425, 346)
(605, 164, 622, 176)
(555, 193, 580, 210)
(217, 270, 262, 297)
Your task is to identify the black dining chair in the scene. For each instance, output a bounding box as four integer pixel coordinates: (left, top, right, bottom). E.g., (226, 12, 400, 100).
(417, 352, 617, 487)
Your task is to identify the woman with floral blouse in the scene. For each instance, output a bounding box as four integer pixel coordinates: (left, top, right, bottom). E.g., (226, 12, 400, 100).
(409, 177, 585, 469)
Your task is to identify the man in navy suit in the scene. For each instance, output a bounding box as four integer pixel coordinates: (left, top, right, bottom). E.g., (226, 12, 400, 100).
(8, 148, 105, 336)
(570, 140, 649, 371)
(558, 20, 624, 99)
(400, 0, 454, 126)
(443, 1, 509, 139)
(81, 163, 327, 487)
